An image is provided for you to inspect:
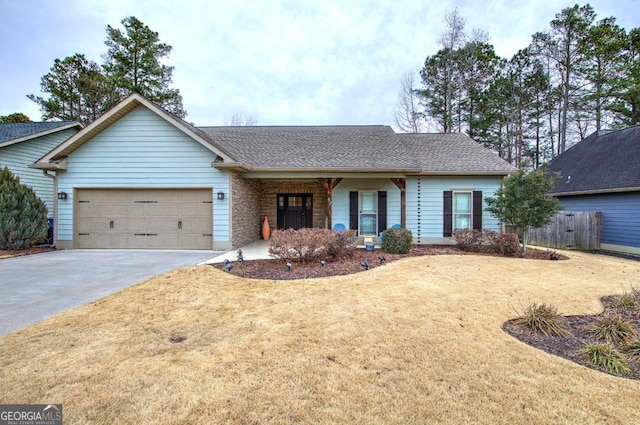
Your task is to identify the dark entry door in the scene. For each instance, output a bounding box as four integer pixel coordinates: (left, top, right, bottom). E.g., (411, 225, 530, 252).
(277, 194, 313, 230)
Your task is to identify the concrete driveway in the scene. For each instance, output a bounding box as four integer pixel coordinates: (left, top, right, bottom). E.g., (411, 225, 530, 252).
(0, 249, 219, 336)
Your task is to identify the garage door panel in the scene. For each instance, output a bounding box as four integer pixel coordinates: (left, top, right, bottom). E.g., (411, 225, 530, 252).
(76, 189, 213, 249)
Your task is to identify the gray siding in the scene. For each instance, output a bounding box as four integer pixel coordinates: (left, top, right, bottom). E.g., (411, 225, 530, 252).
(56, 105, 230, 249)
(558, 192, 640, 250)
(0, 128, 78, 217)
(406, 176, 503, 243)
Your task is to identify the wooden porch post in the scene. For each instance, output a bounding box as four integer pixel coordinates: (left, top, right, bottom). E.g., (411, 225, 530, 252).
(390, 178, 406, 228)
(317, 178, 343, 229)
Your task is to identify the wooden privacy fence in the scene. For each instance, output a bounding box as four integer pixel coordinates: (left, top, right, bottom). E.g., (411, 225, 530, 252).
(527, 211, 602, 250)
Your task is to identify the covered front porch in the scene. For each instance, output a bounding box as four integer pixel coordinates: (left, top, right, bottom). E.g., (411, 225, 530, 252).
(229, 172, 408, 249)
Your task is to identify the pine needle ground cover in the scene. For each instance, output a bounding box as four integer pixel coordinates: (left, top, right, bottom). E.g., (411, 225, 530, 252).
(1, 252, 639, 424)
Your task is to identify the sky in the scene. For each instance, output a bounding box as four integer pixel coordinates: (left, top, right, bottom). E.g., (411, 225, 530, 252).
(1, 0, 639, 128)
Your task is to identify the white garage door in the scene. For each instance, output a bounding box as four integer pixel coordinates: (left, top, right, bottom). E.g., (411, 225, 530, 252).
(75, 189, 213, 249)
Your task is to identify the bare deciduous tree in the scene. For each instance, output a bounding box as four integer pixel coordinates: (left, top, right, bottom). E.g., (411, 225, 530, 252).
(393, 72, 424, 133)
(224, 112, 257, 126)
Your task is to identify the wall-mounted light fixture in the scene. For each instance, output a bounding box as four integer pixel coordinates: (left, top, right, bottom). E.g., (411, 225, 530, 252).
(217, 191, 225, 200)
(57, 191, 68, 200)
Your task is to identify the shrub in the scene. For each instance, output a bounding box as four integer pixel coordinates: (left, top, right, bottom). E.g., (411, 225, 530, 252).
(624, 340, 640, 360)
(381, 228, 413, 254)
(614, 291, 640, 313)
(513, 303, 571, 337)
(268, 228, 355, 262)
(580, 343, 631, 375)
(453, 229, 519, 256)
(584, 316, 638, 345)
(0, 166, 49, 250)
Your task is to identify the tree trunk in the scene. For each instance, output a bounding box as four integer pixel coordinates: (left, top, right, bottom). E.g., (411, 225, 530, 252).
(522, 228, 528, 256)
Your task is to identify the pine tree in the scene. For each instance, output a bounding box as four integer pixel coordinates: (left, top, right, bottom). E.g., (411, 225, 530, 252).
(103, 16, 186, 117)
(0, 167, 49, 250)
(27, 54, 109, 125)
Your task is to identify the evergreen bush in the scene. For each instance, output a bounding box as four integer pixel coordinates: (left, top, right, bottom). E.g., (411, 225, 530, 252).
(381, 228, 413, 254)
(0, 166, 49, 250)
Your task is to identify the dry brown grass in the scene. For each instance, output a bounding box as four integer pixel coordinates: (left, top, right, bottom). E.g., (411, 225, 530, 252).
(1, 251, 639, 424)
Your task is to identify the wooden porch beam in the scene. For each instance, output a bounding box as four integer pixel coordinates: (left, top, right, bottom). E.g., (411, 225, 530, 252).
(317, 178, 343, 229)
(390, 178, 406, 228)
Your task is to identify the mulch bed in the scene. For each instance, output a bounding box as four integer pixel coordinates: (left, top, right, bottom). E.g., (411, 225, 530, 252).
(0, 245, 56, 259)
(211, 245, 564, 281)
(504, 296, 640, 380)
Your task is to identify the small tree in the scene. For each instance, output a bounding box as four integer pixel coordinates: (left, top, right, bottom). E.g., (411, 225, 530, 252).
(0, 167, 49, 250)
(484, 169, 562, 255)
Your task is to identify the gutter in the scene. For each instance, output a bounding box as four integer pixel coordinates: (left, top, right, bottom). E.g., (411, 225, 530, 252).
(551, 186, 640, 197)
(28, 158, 68, 171)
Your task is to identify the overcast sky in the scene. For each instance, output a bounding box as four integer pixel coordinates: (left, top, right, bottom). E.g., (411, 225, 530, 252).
(1, 0, 639, 128)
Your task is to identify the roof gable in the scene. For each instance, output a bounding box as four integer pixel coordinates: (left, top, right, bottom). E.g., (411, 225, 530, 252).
(548, 125, 640, 195)
(33, 93, 234, 169)
(0, 122, 81, 148)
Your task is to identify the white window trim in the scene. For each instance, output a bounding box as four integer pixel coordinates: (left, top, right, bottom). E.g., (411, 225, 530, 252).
(453, 190, 473, 231)
(358, 190, 378, 236)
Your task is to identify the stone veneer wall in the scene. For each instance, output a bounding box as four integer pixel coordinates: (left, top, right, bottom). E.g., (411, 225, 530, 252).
(230, 171, 262, 248)
(259, 179, 328, 230)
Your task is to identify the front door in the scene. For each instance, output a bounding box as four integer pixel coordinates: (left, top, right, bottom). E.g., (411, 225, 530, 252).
(277, 194, 313, 230)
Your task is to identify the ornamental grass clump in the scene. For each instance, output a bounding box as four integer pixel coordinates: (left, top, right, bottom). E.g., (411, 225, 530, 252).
(624, 340, 640, 360)
(614, 291, 640, 314)
(514, 302, 571, 337)
(584, 316, 638, 345)
(580, 343, 631, 375)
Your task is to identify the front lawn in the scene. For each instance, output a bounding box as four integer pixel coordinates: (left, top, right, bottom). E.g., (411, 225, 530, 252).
(1, 252, 639, 424)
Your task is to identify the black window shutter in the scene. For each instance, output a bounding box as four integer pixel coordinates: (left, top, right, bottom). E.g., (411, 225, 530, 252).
(473, 191, 482, 230)
(377, 191, 387, 234)
(443, 191, 453, 237)
(349, 191, 358, 230)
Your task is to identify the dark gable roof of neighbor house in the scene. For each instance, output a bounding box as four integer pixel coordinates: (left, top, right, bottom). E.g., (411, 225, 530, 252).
(548, 125, 640, 195)
(0, 122, 80, 145)
(198, 126, 517, 174)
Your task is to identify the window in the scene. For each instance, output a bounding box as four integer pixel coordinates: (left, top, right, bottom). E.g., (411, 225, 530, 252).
(443, 190, 482, 237)
(359, 191, 377, 235)
(453, 192, 472, 230)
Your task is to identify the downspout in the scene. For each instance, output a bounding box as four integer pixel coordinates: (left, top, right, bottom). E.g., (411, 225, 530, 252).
(42, 170, 57, 246)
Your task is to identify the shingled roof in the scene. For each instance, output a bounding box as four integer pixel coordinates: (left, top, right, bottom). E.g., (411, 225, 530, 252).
(31, 94, 516, 175)
(199, 125, 419, 171)
(198, 126, 516, 174)
(548, 125, 640, 195)
(397, 133, 517, 174)
(0, 121, 80, 145)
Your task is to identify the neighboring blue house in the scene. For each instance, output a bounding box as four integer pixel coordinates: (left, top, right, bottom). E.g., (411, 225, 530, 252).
(0, 121, 81, 218)
(547, 125, 640, 255)
(33, 93, 516, 250)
